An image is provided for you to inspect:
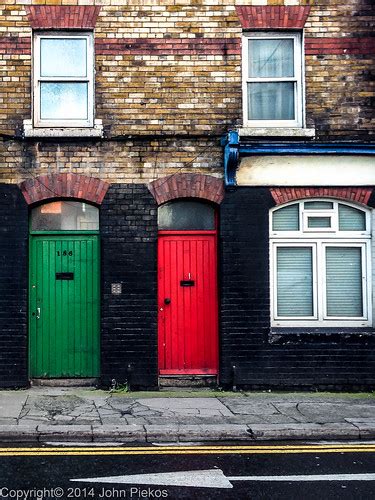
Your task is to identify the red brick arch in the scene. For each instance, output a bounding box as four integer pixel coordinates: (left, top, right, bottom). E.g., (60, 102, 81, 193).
(19, 173, 110, 206)
(270, 187, 373, 206)
(25, 6, 101, 29)
(235, 6, 311, 29)
(148, 173, 224, 206)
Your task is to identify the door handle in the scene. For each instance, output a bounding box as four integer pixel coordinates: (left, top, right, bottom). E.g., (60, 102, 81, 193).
(164, 298, 171, 305)
(36, 307, 41, 320)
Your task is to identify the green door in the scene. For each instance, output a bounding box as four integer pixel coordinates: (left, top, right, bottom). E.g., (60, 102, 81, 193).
(29, 235, 100, 378)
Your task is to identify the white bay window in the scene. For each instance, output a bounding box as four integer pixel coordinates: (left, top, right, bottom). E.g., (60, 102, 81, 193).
(270, 200, 372, 327)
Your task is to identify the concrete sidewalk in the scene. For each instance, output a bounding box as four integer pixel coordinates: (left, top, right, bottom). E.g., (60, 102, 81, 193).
(0, 388, 375, 444)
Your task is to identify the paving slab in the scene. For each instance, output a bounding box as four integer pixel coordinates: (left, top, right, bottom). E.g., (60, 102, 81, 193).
(0, 393, 28, 420)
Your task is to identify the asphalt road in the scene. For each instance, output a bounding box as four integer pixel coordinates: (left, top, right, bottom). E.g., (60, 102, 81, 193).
(0, 443, 375, 500)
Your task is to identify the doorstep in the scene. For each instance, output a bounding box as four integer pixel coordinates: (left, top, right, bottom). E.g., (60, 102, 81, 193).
(30, 378, 99, 388)
(158, 375, 218, 389)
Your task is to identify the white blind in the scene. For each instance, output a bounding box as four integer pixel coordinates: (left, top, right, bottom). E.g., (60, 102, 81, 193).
(277, 247, 313, 317)
(326, 246, 363, 317)
(338, 204, 366, 231)
(272, 204, 299, 231)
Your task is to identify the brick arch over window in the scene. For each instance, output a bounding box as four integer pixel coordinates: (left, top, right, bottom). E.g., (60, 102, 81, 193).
(270, 187, 373, 206)
(19, 173, 110, 206)
(235, 6, 311, 29)
(148, 174, 224, 206)
(25, 6, 101, 29)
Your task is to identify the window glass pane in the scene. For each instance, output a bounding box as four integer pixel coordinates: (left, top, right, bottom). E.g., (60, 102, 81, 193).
(158, 201, 215, 230)
(31, 202, 99, 231)
(326, 247, 363, 317)
(40, 83, 88, 120)
(248, 82, 294, 120)
(276, 247, 313, 317)
(40, 38, 87, 77)
(338, 204, 366, 231)
(307, 217, 331, 228)
(248, 39, 294, 78)
(272, 204, 299, 231)
(304, 201, 333, 210)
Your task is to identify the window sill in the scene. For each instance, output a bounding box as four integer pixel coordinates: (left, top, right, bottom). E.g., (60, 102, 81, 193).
(23, 119, 103, 138)
(238, 127, 316, 139)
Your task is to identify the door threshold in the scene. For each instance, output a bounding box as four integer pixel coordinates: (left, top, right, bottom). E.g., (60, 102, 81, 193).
(30, 378, 98, 388)
(159, 375, 218, 389)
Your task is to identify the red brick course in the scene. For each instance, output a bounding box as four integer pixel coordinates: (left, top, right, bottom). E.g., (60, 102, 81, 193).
(19, 173, 109, 206)
(305, 37, 375, 55)
(270, 187, 373, 206)
(95, 37, 240, 56)
(235, 6, 311, 29)
(2, 34, 374, 57)
(148, 174, 224, 206)
(25, 6, 101, 29)
(0, 36, 31, 55)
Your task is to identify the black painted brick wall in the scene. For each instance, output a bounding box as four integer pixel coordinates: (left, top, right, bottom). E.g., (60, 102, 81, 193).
(220, 187, 375, 390)
(100, 184, 158, 389)
(0, 184, 28, 387)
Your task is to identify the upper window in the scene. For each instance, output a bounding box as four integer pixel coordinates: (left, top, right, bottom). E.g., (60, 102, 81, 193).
(270, 200, 372, 327)
(33, 32, 94, 128)
(242, 32, 303, 127)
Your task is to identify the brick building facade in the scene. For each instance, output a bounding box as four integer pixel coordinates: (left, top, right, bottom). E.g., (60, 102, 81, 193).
(0, 0, 374, 389)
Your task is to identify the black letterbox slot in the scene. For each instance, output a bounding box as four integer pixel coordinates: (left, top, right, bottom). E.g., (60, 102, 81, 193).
(180, 280, 195, 287)
(56, 272, 74, 280)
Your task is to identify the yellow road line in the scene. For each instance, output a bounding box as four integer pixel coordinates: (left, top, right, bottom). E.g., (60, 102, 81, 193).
(0, 444, 375, 457)
(1, 444, 375, 452)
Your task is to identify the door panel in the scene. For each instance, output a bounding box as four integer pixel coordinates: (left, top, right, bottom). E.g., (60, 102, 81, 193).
(29, 235, 100, 378)
(158, 234, 218, 374)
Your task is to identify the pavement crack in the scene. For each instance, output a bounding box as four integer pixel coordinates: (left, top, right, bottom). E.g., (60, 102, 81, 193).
(271, 403, 301, 423)
(92, 401, 103, 425)
(17, 395, 30, 423)
(216, 398, 236, 416)
(345, 419, 362, 439)
(246, 427, 257, 440)
(296, 402, 306, 417)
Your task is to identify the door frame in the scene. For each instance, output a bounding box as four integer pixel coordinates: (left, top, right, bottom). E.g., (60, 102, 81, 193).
(28, 230, 100, 379)
(157, 228, 219, 376)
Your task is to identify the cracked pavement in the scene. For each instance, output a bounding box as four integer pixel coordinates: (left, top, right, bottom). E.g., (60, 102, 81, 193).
(0, 388, 374, 443)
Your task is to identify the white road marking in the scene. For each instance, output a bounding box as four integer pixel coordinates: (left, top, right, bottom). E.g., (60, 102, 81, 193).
(71, 469, 233, 489)
(71, 470, 375, 488)
(229, 474, 375, 482)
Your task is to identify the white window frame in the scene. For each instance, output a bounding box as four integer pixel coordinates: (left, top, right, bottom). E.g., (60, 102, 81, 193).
(242, 31, 303, 128)
(33, 31, 94, 128)
(270, 200, 372, 327)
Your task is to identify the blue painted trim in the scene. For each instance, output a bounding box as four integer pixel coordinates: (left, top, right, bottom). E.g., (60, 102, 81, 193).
(238, 143, 375, 156)
(223, 130, 239, 188)
(222, 130, 375, 187)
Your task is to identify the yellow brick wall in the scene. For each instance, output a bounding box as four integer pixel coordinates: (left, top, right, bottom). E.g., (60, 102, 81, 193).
(0, 0, 373, 185)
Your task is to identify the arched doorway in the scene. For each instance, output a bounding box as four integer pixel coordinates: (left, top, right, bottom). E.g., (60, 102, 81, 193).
(157, 199, 219, 376)
(29, 200, 100, 378)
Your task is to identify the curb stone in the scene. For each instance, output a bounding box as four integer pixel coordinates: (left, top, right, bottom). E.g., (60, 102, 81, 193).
(247, 423, 361, 441)
(0, 423, 375, 444)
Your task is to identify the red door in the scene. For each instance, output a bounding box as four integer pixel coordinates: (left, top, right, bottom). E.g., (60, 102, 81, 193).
(158, 232, 218, 375)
